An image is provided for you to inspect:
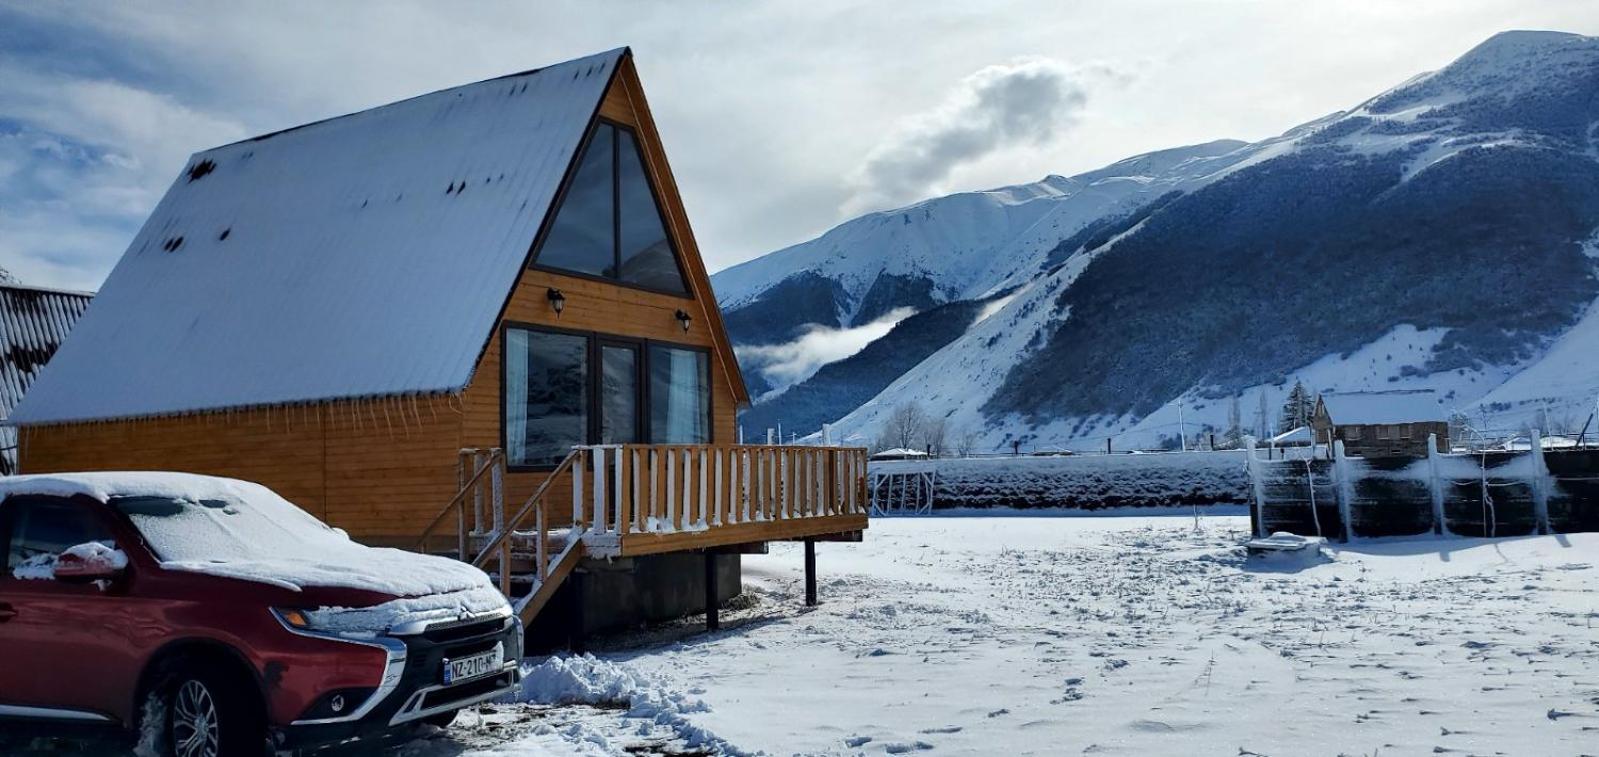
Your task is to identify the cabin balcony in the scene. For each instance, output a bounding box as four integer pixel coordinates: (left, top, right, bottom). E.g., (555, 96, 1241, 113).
(416, 444, 869, 622)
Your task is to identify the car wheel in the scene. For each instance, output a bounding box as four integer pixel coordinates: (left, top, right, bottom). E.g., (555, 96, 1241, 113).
(150, 662, 266, 757)
(420, 709, 460, 729)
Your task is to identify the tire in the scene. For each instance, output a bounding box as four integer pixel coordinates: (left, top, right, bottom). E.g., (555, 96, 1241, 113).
(147, 659, 267, 757)
(420, 709, 460, 729)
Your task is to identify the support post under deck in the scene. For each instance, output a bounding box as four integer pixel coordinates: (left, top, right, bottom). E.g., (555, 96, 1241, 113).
(804, 539, 817, 607)
(704, 552, 720, 631)
(567, 570, 586, 654)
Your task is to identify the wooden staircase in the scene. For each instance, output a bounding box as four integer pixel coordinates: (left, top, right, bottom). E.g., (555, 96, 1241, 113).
(414, 447, 585, 625)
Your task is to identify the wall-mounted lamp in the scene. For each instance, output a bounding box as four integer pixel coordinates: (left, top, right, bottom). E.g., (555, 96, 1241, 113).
(547, 287, 566, 316)
(674, 309, 692, 333)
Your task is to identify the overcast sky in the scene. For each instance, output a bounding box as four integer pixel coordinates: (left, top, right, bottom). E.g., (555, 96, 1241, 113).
(2, 1, 1594, 291)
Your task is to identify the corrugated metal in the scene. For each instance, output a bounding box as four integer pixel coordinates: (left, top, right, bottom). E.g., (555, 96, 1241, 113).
(10, 48, 624, 426)
(0, 283, 94, 472)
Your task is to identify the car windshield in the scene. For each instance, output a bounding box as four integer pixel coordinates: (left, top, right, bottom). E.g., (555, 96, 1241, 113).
(111, 493, 345, 564)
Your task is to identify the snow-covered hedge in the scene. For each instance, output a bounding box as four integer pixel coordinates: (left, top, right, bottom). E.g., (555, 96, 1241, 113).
(874, 451, 1252, 510)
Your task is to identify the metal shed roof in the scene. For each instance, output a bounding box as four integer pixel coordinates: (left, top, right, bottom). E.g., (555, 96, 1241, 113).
(0, 283, 94, 471)
(9, 48, 625, 426)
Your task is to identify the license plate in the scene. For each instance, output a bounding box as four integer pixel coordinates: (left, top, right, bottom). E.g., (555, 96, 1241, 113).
(442, 644, 504, 685)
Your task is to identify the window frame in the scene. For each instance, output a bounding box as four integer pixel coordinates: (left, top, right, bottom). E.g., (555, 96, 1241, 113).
(500, 322, 715, 472)
(528, 118, 694, 299)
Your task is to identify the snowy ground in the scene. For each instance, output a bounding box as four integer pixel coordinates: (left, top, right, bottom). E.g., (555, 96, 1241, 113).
(418, 513, 1599, 756)
(29, 514, 1599, 755)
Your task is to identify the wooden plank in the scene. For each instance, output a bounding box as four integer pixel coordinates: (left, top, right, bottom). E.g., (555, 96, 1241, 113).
(619, 514, 869, 556)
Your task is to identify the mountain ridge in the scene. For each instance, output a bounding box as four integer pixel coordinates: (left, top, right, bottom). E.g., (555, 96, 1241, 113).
(715, 30, 1599, 449)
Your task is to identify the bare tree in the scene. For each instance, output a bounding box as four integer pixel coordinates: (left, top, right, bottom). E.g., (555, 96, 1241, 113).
(876, 402, 928, 451)
(954, 428, 981, 457)
(924, 416, 949, 457)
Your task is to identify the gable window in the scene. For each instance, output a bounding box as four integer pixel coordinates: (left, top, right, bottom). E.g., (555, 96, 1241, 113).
(533, 121, 689, 295)
(503, 325, 712, 469)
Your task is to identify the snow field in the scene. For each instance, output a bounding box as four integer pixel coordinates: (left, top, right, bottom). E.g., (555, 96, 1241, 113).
(603, 516, 1599, 755)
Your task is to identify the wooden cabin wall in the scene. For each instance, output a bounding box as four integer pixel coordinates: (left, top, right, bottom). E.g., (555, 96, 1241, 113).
(18, 397, 465, 542)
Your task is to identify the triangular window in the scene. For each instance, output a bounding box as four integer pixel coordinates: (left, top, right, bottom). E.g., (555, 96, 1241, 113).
(534, 122, 689, 295)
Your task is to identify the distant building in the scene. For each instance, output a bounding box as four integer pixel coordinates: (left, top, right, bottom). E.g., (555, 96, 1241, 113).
(1311, 389, 1448, 458)
(0, 283, 93, 474)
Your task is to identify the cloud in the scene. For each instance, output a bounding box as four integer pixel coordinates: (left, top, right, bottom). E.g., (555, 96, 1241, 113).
(842, 57, 1120, 216)
(742, 307, 916, 395)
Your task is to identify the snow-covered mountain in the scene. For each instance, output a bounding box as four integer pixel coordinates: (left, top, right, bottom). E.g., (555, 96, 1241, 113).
(715, 30, 1599, 450)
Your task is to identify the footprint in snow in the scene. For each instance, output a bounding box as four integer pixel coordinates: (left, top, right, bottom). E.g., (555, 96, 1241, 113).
(883, 741, 935, 754)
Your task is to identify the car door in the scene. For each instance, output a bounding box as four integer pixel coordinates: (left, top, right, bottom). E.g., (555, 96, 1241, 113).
(0, 495, 138, 722)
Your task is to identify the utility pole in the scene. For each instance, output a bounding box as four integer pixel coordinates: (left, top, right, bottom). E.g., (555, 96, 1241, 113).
(1178, 397, 1188, 452)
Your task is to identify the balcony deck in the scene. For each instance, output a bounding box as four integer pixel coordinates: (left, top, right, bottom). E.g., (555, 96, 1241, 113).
(418, 444, 870, 623)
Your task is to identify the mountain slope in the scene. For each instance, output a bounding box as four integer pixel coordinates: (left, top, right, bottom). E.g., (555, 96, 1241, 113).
(718, 30, 1599, 447)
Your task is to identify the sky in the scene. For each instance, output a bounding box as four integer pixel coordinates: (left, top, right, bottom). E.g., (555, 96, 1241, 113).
(1, 1, 1595, 292)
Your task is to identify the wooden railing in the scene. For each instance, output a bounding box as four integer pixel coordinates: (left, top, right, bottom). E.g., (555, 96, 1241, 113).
(413, 444, 867, 622)
(413, 447, 506, 559)
(570, 444, 869, 543)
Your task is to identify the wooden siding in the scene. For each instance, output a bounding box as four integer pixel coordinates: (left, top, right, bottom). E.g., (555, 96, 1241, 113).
(18, 397, 465, 539)
(18, 54, 749, 547)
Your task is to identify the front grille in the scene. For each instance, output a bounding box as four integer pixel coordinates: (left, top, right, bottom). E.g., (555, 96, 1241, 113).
(422, 616, 505, 644)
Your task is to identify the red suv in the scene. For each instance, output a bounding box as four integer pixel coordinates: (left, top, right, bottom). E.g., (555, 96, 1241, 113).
(0, 472, 522, 755)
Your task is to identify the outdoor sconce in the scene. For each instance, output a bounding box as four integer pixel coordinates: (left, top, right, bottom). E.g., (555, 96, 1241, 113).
(674, 309, 692, 333)
(547, 287, 566, 316)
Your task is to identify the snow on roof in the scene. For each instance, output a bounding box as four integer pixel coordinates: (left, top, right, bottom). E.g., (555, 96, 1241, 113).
(871, 448, 929, 459)
(0, 284, 93, 470)
(1319, 389, 1445, 425)
(9, 49, 625, 425)
(1270, 426, 1313, 445)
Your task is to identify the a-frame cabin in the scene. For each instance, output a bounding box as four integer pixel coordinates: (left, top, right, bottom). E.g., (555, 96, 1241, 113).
(9, 48, 867, 631)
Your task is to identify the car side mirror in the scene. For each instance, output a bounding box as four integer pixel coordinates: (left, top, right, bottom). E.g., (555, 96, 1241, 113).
(52, 543, 128, 583)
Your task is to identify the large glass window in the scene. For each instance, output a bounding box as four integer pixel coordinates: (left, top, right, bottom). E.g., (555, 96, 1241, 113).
(600, 344, 640, 444)
(533, 122, 689, 295)
(535, 126, 615, 277)
(503, 329, 713, 466)
(504, 329, 589, 467)
(648, 345, 710, 444)
(616, 130, 685, 293)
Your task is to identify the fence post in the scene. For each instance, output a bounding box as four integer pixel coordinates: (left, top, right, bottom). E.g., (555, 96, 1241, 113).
(1245, 437, 1267, 537)
(491, 448, 504, 536)
(1530, 429, 1551, 535)
(1427, 434, 1447, 536)
(1333, 440, 1353, 543)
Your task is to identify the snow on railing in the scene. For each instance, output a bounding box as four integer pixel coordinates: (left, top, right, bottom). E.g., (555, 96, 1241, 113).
(572, 444, 868, 540)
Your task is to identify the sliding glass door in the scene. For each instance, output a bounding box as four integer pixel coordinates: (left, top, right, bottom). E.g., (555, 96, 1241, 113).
(503, 325, 711, 469)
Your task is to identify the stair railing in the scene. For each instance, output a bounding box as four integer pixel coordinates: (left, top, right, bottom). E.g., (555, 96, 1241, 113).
(472, 447, 584, 596)
(412, 447, 507, 558)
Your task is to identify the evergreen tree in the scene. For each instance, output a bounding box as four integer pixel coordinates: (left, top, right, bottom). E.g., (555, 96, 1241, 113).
(1278, 380, 1315, 433)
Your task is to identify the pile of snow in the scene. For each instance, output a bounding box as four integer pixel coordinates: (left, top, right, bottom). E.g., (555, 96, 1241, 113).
(873, 451, 1251, 509)
(0, 472, 498, 612)
(512, 655, 740, 755)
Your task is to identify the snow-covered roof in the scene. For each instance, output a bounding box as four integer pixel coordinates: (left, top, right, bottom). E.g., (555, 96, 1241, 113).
(9, 49, 625, 425)
(1270, 426, 1313, 445)
(871, 448, 929, 459)
(1319, 389, 1445, 425)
